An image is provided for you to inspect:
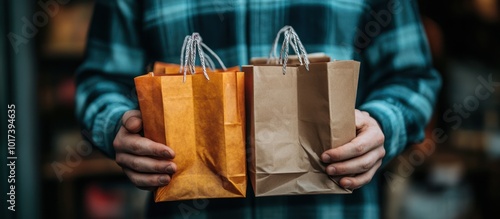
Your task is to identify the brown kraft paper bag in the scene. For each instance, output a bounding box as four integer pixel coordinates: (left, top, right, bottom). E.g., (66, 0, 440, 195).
(244, 26, 360, 196)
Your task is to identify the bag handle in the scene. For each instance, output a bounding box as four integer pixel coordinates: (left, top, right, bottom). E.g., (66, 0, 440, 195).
(267, 25, 310, 74)
(179, 33, 227, 82)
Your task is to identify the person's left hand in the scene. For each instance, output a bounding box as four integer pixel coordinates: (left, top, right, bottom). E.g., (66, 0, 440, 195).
(321, 109, 386, 190)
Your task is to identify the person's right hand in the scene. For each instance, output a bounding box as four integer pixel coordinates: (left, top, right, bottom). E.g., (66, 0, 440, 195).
(113, 110, 176, 190)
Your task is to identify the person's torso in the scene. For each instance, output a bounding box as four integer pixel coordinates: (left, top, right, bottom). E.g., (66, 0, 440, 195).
(141, 0, 370, 63)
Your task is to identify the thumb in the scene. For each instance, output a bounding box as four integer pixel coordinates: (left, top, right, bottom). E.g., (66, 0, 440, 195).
(122, 110, 143, 133)
(354, 109, 370, 130)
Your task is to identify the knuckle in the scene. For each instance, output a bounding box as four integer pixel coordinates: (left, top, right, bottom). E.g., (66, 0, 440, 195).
(112, 136, 122, 150)
(112, 140, 120, 150)
(328, 151, 340, 161)
(143, 141, 155, 152)
(361, 160, 373, 171)
(131, 158, 141, 171)
(115, 155, 125, 166)
(154, 163, 163, 173)
(131, 139, 143, 154)
(131, 144, 140, 154)
(335, 165, 346, 174)
(151, 146, 158, 154)
(377, 133, 385, 145)
(354, 143, 365, 154)
(380, 147, 386, 158)
(151, 146, 162, 157)
(152, 176, 162, 186)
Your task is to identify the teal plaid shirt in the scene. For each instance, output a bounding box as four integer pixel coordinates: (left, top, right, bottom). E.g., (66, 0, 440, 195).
(75, 0, 441, 218)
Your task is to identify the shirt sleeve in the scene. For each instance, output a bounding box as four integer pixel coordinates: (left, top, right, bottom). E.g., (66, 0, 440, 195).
(75, 0, 145, 157)
(358, 0, 442, 165)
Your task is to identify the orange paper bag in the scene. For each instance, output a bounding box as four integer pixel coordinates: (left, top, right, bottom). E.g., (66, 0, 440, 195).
(134, 33, 246, 202)
(134, 68, 246, 202)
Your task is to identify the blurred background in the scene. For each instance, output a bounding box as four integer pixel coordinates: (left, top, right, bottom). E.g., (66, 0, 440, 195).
(1, 0, 499, 218)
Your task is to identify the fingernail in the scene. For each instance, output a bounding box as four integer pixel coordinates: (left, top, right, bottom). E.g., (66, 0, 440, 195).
(343, 180, 352, 189)
(163, 150, 172, 158)
(321, 154, 331, 163)
(327, 166, 336, 175)
(159, 176, 169, 185)
(166, 165, 174, 173)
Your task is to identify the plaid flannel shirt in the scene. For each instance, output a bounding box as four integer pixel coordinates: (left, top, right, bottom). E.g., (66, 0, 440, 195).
(75, 0, 441, 218)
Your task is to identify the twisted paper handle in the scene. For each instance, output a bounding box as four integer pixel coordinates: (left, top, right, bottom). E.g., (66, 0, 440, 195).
(267, 25, 310, 75)
(179, 33, 227, 82)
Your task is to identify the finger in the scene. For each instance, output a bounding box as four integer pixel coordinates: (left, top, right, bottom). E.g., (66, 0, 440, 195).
(122, 110, 143, 133)
(357, 110, 384, 133)
(115, 133, 175, 159)
(339, 160, 382, 189)
(116, 153, 177, 174)
(354, 109, 367, 129)
(322, 128, 382, 162)
(123, 168, 172, 187)
(325, 146, 385, 176)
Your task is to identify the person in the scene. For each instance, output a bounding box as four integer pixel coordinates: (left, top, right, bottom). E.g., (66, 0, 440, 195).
(75, 0, 441, 218)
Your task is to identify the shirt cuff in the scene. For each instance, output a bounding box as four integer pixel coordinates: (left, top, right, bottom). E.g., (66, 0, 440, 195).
(89, 105, 131, 158)
(359, 100, 408, 166)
